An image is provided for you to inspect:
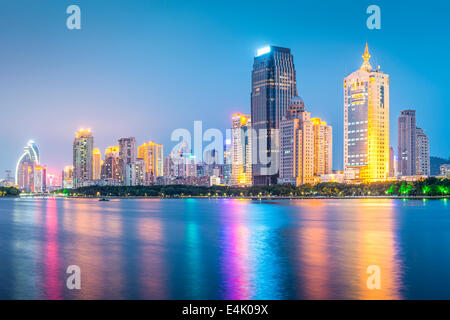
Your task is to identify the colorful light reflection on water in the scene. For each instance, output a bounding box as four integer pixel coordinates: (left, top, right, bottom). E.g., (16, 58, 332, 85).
(1, 198, 450, 299)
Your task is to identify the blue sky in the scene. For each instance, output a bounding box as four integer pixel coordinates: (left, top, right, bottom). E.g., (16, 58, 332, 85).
(0, 0, 449, 175)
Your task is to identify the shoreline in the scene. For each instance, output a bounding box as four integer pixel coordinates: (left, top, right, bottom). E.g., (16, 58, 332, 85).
(13, 195, 450, 200)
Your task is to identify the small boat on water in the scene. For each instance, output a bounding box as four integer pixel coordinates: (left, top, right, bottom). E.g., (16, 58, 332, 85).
(99, 198, 110, 202)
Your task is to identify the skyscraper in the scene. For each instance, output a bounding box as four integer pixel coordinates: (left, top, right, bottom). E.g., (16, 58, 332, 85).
(101, 146, 123, 184)
(73, 129, 94, 188)
(397, 110, 417, 176)
(416, 127, 430, 176)
(15, 140, 40, 186)
(279, 97, 332, 186)
(344, 44, 390, 182)
(93, 148, 102, 180)
(311, 118, 333, 176)
(119, 137, 137, 186)
(138, 141, 164, 184)
(251, 46, 297, 185)
(231, 113, 252, 186)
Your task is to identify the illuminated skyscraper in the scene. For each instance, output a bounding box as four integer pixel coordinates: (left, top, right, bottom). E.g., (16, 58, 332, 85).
(73, 129, 94, 188)
(311, 118, 333, 176)
(344, 44, 390, 182)
(231, 113, 252, 186)
(138, 141, 164, 184)
(397, 110, 416, 176)
(93, 148, 102, 180)
(118, 137, 137, 186)
(416, 127, 430, 176)
(251, 46, 297, 185)
(15, 140, 40, 186)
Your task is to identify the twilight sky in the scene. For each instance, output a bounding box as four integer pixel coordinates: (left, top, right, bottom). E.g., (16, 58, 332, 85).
(1, 0, 449, 176)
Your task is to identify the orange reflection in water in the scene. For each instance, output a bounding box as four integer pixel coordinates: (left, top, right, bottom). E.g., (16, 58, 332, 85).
(295, 200, 331, 299)
(355, 200, 401, 299)
(293, 199, 402, 299)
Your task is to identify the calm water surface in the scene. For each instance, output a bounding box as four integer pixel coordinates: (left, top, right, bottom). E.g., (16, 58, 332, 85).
(0, 198, 449, 299)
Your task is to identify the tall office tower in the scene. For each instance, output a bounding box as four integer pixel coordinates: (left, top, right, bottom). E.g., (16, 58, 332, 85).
(15, 140, 40, 186)
(101, 146, 123, 184)
(416, 127, 430, 176)
(279, 97, 320, 185)
(311, 118, 333, 176)
(73, 129, 94, 188)
(118, 137, 137, 186)
(138, 141, 164, 184)
(344, 44, 390, 182)
(251, 46, 297, 185)
(389, 146, 395, 177)
(397, 110, 416, 176)
(62, 166, 74, 189)
(93, 148, 102, 180)
(231, 113, 252, 186)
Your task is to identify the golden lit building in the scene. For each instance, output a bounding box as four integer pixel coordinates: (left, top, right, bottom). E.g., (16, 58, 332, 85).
(311, 118, 333, 176)
(231, 113, 252, 186)
(73, 128, 94, 187)
(343, 44, 390, 182)
(137, 141, 164, 182)
(93, 148, 102, 180)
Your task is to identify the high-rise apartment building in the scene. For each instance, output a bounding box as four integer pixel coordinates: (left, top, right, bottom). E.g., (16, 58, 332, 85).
(138, 141, 163, 184)
(416, 127, 430, 176)
(251, 46, 297, 185)
(279, 97, 332, 186)
(93, 148, 102, 180)
(101, 146, 123, 184)
(311, 118, 332, 176)
(73, 129, 94, 188)
(119, 137, 137, 186)
(231, 113, 252, 186)
(397, 110, 416, 176)
(344, 44, 390, 182)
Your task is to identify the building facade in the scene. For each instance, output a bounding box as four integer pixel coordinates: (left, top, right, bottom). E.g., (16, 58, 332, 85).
(279, 97, 332, 186)
(138, 141, 164, 184)
(73, 129, 94, 188)
(93, 148, 102, 180)
(251, 46, 298, 185)
(344, 44, 390, 182)
(416, 127, 430, 176)
(231, 113, 252, 186)
(119, 137, 137, 186)
(397, 110, 417, 176)
(101, 146, 123, 184)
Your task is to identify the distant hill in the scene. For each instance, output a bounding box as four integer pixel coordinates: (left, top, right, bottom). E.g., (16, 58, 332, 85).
(431, 156, 450, 176)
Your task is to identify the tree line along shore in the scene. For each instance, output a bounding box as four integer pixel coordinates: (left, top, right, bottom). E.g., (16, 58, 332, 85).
(2, 178, 449, 198)
(53, 178, 450, 198)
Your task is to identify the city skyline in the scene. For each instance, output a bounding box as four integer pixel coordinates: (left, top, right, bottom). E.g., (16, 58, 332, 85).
(1, 1, 449, 175)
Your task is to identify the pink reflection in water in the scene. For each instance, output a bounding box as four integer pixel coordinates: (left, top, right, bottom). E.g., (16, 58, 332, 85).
(43, 198, 61, 299)
(220, 200, 252, 299)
